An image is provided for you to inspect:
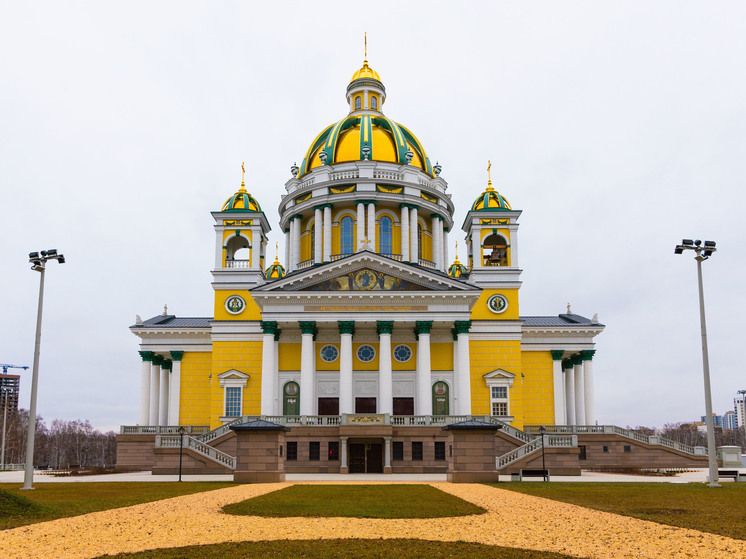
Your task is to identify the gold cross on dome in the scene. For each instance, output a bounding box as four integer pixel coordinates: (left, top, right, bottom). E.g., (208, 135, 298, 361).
(241, 162, 245, 187)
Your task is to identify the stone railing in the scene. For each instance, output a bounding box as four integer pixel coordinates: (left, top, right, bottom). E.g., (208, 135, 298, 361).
(120, 425, 209, 435)
(331, 170, 359, 180)
(524, 425, 706, 457)
(496, 435, 577, 470)
(418, 258, 435, 268)
(297, 259, 314, 270)
(224, 259, 251, 269)
(155, 435, 236, 470)
(374, 170, 403, 181)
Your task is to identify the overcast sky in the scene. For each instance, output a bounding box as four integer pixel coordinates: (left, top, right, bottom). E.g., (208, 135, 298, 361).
(1, 1, 745, 432)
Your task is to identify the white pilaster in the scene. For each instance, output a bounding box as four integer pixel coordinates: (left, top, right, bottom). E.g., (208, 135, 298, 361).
(456, 331, 472, 415)
(583, 352, 596, 425)
(274, 336, 280, 415)
(356, 202, 365, 251)
(250, 228, 260, 269)
(378, 328, 393, 415)
(574, 358, 586, 425)
(340, 436, 348, 471)
(564, 363, 575, 425)
(159, 365, 169, 426)
(300, 331, 315, 415)
(323, 205, 332, 262)
(416, 325, 431, 415)
(261, 331, 276, 415)
(384, 436, 392, 471)
(551, 353, 566, 425)
(410, 207, 419, 263)
(400, 206, 410, 261)
(285, 229, 290, 270)
(367, 203, 376, 251)
(433, 217, 442, 269)
(314, 207, 322, 265)
(149, 359, 161, 425)
(452, 335, 459, 414)
(168, 356, 182, 425)
(340, 331, 354, 414)
(139, 356, 151, 425)
(443, 228, 449, 269)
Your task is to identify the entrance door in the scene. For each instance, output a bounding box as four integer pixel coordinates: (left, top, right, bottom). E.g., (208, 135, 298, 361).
(432, 381, 449, 415)
(355, 397, 377, 413)
(393, 397, 414, 415)
(283, 382, 300, 415)
(318, 397, 339, 416)
(348, 442, 383, 473)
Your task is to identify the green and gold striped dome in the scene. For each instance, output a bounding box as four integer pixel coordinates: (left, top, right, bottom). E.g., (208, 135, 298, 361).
(471, 163, 511, 211)
(222, 164, 263, 212)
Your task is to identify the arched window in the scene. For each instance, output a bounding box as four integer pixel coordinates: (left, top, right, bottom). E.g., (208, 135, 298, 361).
(355, 96, 362, 110)
(225, 235, 250, 265)
(341, 216, 354, 255)
(310, 224, 315, 260)
(379, 216, 392, 255)
(283, 381, 300, 416)
(371, 96, 377, 110)
(417, 224, 423, 261)
(483, 233, 508, 266)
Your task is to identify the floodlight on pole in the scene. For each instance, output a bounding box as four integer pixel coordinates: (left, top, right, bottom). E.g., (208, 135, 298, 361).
(21, 249, 65, 490)
(674, 238, 720, 488)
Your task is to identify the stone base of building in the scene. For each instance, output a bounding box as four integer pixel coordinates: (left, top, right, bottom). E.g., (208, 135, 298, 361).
(447, 471, 500, 483)
(234, 471, 286, 483)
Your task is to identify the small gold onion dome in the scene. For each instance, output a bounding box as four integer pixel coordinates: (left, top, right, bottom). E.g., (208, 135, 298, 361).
(448, 255, 468, 278)
(349, 59, 382, 84)
(265, 245, 285, 279)
(222, 162, 263, 212)
(471, 161, 511, 211)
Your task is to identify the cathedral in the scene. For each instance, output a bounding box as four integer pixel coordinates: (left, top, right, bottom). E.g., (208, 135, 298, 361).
(123, 54, 622, 479)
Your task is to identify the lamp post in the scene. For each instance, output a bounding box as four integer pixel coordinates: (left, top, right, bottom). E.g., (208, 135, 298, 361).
(22, 250, 65, 490)
(539, 425, 547, 481)
(1, 386, 11, 471)
(178, 426, 185, 482)
(674, 239, 719, 487)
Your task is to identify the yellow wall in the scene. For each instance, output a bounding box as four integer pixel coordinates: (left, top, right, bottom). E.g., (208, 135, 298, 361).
(213, 290, 262, 321)
(469, 339, 524, 428)
(278, 343, 301, 370)
(430, 343, 453, 370)
(470, 289, 520, 320)
(521, 351, 555, 426)
(178, 351, 212, 426)
(209, 340, 263, 429)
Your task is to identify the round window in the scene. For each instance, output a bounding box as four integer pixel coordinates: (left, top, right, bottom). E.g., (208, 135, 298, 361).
(357, 344, 376, 362)
(393, 344, 412, 363)
(225, 295, 245, 315)
(320, 344, 339, 362)
(487, 294, 509, 314)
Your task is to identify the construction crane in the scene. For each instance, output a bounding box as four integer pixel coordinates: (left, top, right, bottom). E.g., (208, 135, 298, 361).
(1, 364, 29, 374)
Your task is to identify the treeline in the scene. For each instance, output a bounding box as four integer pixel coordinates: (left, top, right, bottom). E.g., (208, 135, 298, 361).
(630, 423, 746, 448)
(2, 409, 117, 469)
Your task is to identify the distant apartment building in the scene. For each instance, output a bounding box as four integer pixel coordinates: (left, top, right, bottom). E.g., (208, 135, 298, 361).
(722, 410, 738, 430)
(735, 393, 745, 428)
(0, 374, 20, 412)
(701, 414, 724, 428)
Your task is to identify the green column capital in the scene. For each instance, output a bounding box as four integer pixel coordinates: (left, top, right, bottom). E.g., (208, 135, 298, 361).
(550, 350, 565, 361)
(151, 355, 164, 366)
(376, 321, 394, 336)
(162, 359, 173, 371)
(338, 321, 356, 336)
(170, 351, 184, 362)
(562, 358, 573, 370)
(571, 354, 583, 366)
(261, 320, 278, 335)
(414, 321, 433, 335)
(139, 351, 154, 362)
(581, 350, 596, 361)
(274, 328, 282, 342)
(450, 327, 458, 341)
(454, 320, 472, 334)
(299, 321, 317, 335)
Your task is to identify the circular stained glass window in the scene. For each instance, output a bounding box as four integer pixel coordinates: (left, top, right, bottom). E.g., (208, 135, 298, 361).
(320, 344, 339, 362)
(393, 344, 412, 363)
(357, 344, 376, 362)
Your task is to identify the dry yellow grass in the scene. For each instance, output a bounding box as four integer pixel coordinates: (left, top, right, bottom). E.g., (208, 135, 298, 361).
(1, 482, 744, 559)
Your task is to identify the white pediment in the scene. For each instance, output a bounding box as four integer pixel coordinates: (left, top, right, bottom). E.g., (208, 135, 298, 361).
(218, 369, 249, 388)
(483, 369, 515, 386)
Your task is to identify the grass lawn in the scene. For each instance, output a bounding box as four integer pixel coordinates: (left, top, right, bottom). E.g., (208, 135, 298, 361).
(496, 482, 746, 540)
(0, 482, 234, 530)
(223, 484, 486, 518)
(95, 539, 582, 559)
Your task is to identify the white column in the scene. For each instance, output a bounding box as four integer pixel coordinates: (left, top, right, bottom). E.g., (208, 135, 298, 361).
(356, 202, 365, 251)
(159, 364, 169, 426)
(416, 323, 432, 415)
(583, 351, 596, 425)
(274, 335, 280, 415)
(339, 324, 354, 414)
(551, 352, 566, 425)
(432, 217, 442, 269)
(168, 353, 182, 425)
(367, 203, 376, 252)
(340, 436, 348, 472)
(292, 216, 301, 271)
(410, 207, 419, 263)
(250, 228, 260, 269)
(378, 325, 393, 415)
(214, 228, 223, 269)
(442, 226, 448, 270)
(384, 436, 392, 471)
(314, 207, 323, 264)
(285, 229, 290, 269)
(288, 218, 296, 271)
(564, 361, 575, 425)
(574, 357, 586, 425)
(323, 205, 332, 262)
(400, 206, 410, 261)
(300, 326, 315, 415)
(456, 328, 472, 415)
(261, 328, 276, 415)
(139, 354, 151, 425)
(149, 358, 161, 425)
(452, 334, 459, 414)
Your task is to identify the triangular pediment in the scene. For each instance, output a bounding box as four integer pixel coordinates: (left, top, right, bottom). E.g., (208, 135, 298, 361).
(483, 369, 516, 384)
(253, 251, 481, 293)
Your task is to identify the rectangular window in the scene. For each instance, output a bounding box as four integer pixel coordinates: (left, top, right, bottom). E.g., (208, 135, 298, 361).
(578, 445, 587, 460)
(392, 441, 404, 461)
(492, 402, 508, 416)
(309, 441, 320, 461)
(624, 445, 631, 453)
(225, 387, 242, 417)
(491, 386, 507, 399)
(287, 441, 297, 460)
(328, 442, 339, 461)
(489, 385, 510, 417)
(412, 441, 423, 461)
(602, 446, 609, 453)
(434, 441, 446, 461)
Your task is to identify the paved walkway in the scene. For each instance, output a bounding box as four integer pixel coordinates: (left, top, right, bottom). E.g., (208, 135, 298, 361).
(1, 481, 745, 559)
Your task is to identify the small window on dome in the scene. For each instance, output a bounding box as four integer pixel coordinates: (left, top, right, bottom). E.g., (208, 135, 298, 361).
(355, 96, 362, 110)
(341, 216, 354, 255)
(371, 96, 377, 110)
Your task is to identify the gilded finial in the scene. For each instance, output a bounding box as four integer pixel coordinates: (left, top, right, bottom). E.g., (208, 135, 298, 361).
(453, 241, 460, 263)
(364, 32, 367, 62)
(240, 161, 246, 191)
(487, 160, 493, 191)
(567, 302, 572, 314)
(274, 242, 279, 264)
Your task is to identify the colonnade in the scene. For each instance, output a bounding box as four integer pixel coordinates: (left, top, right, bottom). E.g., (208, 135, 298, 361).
(284, 203, 449, 272)
(138, 351, 183, 426)
(550, 350, 596, 426)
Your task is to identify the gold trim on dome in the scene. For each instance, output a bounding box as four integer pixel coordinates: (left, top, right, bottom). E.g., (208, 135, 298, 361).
(225, 220, 252, 226)
(377, 184, 403, 193)
(421, 192, 437, 203)
(295, 192, 312, 203)
(480, 218, 509, 225)
(330, 184, 356, 194)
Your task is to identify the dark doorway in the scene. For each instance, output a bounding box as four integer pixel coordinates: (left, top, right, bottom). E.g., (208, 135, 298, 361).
(355, 397, 377, 413)
(393, 397, 414, 415)
(318, 397, 339, 416)
(349, 442, 383, 473)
